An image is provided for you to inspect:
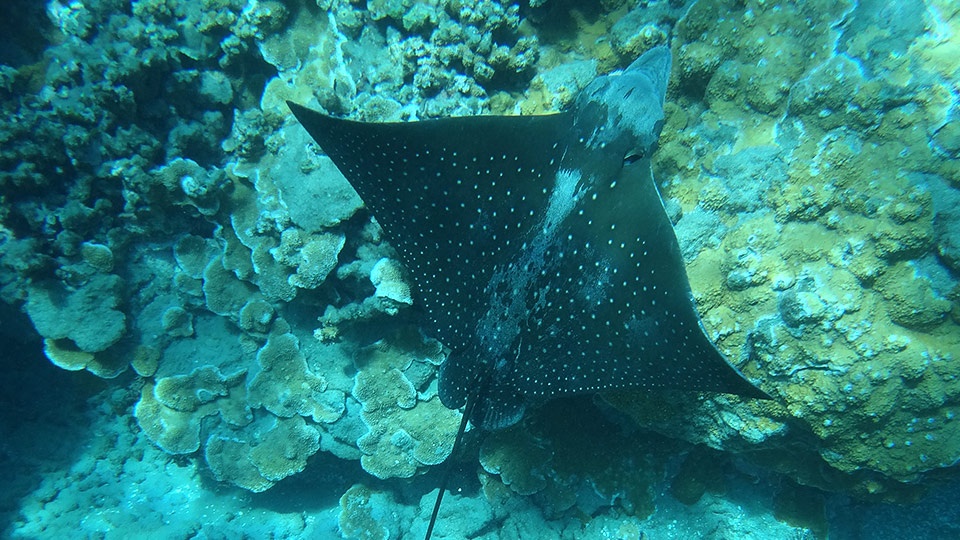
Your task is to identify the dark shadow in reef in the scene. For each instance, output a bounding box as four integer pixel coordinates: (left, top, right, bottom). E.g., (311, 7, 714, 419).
(827, 475, 960, 540)
(0, 0, 54, 68)
(0, 300, 109, 536)
(235, 447, 484, 520)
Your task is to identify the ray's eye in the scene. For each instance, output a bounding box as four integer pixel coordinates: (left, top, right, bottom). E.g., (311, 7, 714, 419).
(623, 150, 645, 165)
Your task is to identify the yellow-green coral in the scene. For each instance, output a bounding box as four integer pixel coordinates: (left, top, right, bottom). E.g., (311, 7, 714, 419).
(479, 427, 552, 496)
(249, 415, 321, 481)
(280, 231, 346, 290)
(135, 367, 250, 454)
(25, 274, 127, 354)
(600, 0, 960, 502)
(248, 332, 344, 423)
(130, 345, 160, 377)
(351, 335, 459, 479)
(238, 298, 275, 335)
(205, 416, 319, 492)
(876, 262, 952, 330)
(205, 435, 275, 493)
(478, 399, 689, 518)
(369, 258, 412, 305)
(161, 306, 194, 337)
(79, 242, 114, 272)
(40, 334, 126, 379)
(258, 6, 352, 121)
(155, 366, 246, 412)
(42, 338, 95, 372)
(354, 369, 458, 479)
(202, 256, 258, 317)
(135, 382, 213, 455)
(173, 234, 219, 278)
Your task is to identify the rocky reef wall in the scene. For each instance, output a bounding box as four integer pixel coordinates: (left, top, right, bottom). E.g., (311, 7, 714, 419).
(2, 0, 959, 538)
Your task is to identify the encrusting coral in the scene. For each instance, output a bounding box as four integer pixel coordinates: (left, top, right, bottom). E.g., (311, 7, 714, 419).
(248, 331, 343, 424)
(338, 484, 394, 540)
(26, 274, 127, 363)
(590, 0, 960, 500)
(134, 366, 250, 455)
(205, 415, 321, 493)
(351, 333, 460, 479)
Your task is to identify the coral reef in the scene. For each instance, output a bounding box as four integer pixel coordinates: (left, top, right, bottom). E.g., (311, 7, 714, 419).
(208, 415, 321, 491)
(338, 484, 398, 540)
(134, 366, 250, 455)
(2, 0, 960, 538)
(26, 274, 126, 355)
(609, 0, 960, 500)
(352, 331, 460, 479)
(258, 0, 542, 122)
(248, 331, 340, 423)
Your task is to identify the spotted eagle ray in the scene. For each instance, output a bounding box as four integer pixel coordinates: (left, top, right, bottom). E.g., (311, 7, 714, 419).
(289, 45, 770, 538)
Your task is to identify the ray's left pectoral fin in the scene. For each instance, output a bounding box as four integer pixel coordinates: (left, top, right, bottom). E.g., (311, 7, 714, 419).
(289, 100, 577, 427)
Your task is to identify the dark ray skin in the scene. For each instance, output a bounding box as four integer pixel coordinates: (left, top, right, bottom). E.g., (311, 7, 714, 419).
(289, 46, 771, 539)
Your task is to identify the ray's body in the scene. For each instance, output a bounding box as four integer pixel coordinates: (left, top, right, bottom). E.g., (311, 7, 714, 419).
(289, 46, 770, 539)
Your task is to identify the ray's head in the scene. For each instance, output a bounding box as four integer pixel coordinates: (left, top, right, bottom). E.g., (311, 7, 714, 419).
(571, 45, 672, 166)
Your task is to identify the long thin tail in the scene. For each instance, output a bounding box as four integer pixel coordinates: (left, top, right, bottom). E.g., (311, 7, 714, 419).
(424, 386, 481, 540)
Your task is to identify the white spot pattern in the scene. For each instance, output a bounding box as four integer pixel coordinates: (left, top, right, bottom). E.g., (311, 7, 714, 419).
(290, 95, 765, 430)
